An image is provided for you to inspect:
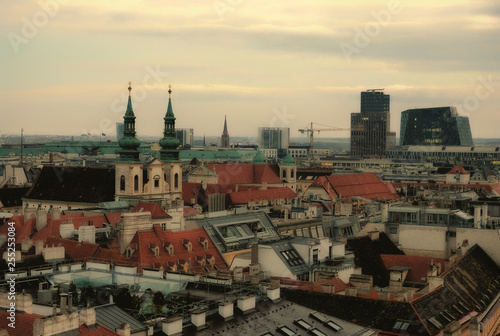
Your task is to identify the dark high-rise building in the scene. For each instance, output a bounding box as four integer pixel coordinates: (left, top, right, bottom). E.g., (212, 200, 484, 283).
(221, 115, 230, 148)
(351, 90, 392, 157)
(400, 106, 473, 146)
(360, 90, 390, 114)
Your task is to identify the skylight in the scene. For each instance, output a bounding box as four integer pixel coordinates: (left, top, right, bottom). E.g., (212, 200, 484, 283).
(276, 326, 296, 336)
(325, 320, 342, 332)
(294, 319, 312, 330)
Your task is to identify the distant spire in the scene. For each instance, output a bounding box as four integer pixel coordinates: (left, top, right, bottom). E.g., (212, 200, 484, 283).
(221, 115, 230, 148)
(128, 81, 132, 97)
(203, 134, 206, 147)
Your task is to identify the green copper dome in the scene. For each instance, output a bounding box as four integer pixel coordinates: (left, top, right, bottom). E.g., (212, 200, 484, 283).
(159, 135, 180, 149)
(253, 150, 266, 164)
(281, 152, 295, 165)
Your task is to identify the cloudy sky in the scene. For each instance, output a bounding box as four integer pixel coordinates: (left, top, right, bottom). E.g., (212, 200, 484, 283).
(1, 0, 499, 140)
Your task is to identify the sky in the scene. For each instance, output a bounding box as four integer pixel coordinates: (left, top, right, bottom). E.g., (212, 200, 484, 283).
(1, 0, 499, 140)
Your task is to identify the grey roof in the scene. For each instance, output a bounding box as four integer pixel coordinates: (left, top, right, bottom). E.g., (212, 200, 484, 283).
(187, 298, 377, 336)
(94, 303, 147, 333)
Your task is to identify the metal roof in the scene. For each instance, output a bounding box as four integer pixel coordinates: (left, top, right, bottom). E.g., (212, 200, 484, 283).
(94, 303, 147, 333)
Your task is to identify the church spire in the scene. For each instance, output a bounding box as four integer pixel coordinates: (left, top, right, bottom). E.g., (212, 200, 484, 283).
(221, 115, 230, 148)
(159, 85, 180, 161)
(118, 82, 141, 162)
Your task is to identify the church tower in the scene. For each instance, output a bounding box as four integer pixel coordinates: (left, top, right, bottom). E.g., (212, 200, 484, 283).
(221, 115, 230, 148)
(279, 152, 296, 191)
(115, 82, 143, 200)
(159, 85, 183, 203)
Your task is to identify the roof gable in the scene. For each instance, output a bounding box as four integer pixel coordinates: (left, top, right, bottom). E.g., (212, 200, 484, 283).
(132, 202, 171, 219)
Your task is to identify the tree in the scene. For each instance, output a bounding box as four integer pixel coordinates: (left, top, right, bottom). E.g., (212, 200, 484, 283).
(152, 291, 165, 315)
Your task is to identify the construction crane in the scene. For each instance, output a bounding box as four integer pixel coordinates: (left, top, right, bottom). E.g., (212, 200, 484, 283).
(298, 122, 350, 151)
(366, 88, 385, 92)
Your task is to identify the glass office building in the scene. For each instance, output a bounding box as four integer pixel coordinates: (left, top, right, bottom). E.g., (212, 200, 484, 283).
(400, 107, 473, 146)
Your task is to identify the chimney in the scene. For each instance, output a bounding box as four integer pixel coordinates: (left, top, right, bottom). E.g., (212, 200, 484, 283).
(251, 242, 258, 265)
(367, 231, 380, 241)
(116, 323, 131, 336)
(79, 306, 96, 326)
(218, 301, 234, 320)
(162, 316, 183, 336)
(267, 285, 281, 302)
(481, 203, 488, 225)
(469, 316, 480, 336)
(474, 206, 481, 228)
(60, 293, 68, 313)
(190, 309, 206, 330)
(68, 293, 73, 312)
(443, 321, 461, 336)
(36, 209, 48, 231)
(428, 276, 444, 292)
(237, 295, 256, 314)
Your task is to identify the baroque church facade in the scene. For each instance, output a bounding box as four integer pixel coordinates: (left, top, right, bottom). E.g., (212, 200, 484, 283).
(115, 83, 183, 208)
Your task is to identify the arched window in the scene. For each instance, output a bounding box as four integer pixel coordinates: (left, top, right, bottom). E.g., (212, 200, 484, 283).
(120, 175, 125, 191)
(134, 175, 139, 191)
(282, 169, 287, 179)
(290, 169, 295, 179)
(174, 173, 179, 189)
(154, 175, 160, 188)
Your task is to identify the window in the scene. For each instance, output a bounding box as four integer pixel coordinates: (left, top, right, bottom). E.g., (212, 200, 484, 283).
(389, 227, 398, 234)
(161, 223, 167, 230)
(134, 175, 139, 191)
(282, 169, 287, 179)
(290, 169, 294, 178)
(174, 173, 179, 189)
(120, 175, 126, 191)
(154, 176, 160, 188)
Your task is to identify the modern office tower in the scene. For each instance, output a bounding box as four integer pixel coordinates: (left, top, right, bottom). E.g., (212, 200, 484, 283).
(400, 106, 473, 146)
(116, 122, 125, 142)
(360, 90, 390, 114)
(176, 128, 194, 148)
(350, 90, 391, 157)
(258, 127, 290, 157)
(221, 115, 230, 148)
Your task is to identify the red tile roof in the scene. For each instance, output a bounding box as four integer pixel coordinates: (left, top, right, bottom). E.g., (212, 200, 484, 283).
(446, 166, 469, 175)
(205, 164, 282, 184)
(0, 311, 43, 336)
(32, 212, 122, 243)
(183, 206, 198, 217)
(0, 215, 35, 243)
(45, 236, 100, 261)
(228, 187, 296, 205)
(132, 202, 171, 219)
(380, 254, 446, 283)
(124, 226, 229, 273)
(312, 173, 399, 201)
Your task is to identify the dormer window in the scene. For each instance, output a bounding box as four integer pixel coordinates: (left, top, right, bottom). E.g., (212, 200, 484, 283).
(150, 245, 160, 257)
(183, 239, 192, 252)
(199, 237, 209, 250)
(164, 243, 174, 255)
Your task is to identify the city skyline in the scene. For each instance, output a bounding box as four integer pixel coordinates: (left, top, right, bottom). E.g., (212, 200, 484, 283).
(1, 1, 499, 138)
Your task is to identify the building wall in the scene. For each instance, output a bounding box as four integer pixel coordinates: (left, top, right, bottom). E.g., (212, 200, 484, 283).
(258, 127, 290, 150)
(456, 227, 500, 265)
(397, 225, 447, 258)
